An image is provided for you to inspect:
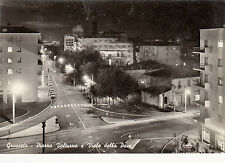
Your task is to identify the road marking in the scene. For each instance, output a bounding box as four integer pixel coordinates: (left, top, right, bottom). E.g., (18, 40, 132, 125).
(77, 104, 80, 106)
(50, 106, 53, 109)
(57, 105, 60, 108)
(66, 115, 70, 118)
(54, 106, 56, 109)
(67, 104, 70, 107)
(74, 104, 77, 106)
(64, 105, 67, 107)
(61, 105, 63, 108)
(72, 106, 86, 128)
(70, 104, 74, 106)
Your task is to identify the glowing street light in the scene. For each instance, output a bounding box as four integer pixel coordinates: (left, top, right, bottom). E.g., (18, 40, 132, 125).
(65, 64, 74, 74)
(184, 88, 191, 112)
(11, 82, 25, 124)
(58, 57, 64, 64)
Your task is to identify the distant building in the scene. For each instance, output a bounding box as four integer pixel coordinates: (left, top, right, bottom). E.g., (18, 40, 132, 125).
(193, 26, 225, 152)
(64, 34, 76, 51)
(0, 26, 41, 104)
(136, 44, 181, 66)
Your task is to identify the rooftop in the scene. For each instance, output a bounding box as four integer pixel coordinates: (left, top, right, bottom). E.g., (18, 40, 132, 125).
(144, 66, 200, 79)
(0, 26, 39, 33)
(142, 85, 171, 95)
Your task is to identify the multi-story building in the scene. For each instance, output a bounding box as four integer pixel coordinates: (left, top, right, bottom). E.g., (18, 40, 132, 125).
(0, 26, 41, 104)
(193, 27, 225, 152)
(64, 34, 76, 51)
(137, 45, 181, 66)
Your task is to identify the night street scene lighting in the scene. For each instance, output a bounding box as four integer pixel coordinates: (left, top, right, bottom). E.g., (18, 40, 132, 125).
(1, 1, 225, 160)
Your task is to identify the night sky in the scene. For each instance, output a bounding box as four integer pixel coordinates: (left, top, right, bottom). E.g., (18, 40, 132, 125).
(0, 0, 225, 41)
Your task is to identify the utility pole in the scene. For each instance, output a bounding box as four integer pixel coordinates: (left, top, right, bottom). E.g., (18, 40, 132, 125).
(42, 121, 46, 154)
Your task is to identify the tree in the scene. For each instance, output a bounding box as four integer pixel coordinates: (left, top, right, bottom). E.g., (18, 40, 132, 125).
(93, 67, 138, 106)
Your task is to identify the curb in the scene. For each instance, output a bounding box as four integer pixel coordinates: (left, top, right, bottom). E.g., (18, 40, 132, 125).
(91, 105, 152, 117)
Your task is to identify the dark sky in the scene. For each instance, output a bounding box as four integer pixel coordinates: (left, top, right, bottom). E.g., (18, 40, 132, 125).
(0, 0, 225, 41)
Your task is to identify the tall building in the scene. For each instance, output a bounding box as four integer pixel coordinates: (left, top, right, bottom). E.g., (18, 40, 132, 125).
(194, 26, 225, 152)
(0, 26, 41, 104)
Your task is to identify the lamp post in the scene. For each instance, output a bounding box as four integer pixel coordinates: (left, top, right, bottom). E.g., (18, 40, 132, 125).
(184, 88, 191, 112)
(11, 82, 24, 124)
(42, 121, 46, 154)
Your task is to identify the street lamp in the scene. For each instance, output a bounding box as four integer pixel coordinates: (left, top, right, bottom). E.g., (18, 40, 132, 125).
(11, 82, 25, 124)
(184, 88, 191, 112)
(58, 57, 64, 65)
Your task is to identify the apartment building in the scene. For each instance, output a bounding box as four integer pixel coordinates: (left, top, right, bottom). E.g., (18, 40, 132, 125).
(193, 27, 225, 152)
(0, 26, 41, 104)
(64, 34, 76, 51)
(137, 45, 181, 66)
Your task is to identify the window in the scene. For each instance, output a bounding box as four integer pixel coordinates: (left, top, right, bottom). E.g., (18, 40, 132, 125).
(205, 40, 209, 47)
(218, 77, 223, 86)
(7, 69, 13, 74)
(218, 59, 223, 67)
(205, 57, 208, 65)
(16, 68, 22, 74)
(18, 58, 22, 63)
(8, 47, 12, 53)
(218, 40, 223, 48)
(219, 96, 223, 104)
(17, 44, 21, 52)
(7, 58, 12, 63)
(205, 74, 209, 83)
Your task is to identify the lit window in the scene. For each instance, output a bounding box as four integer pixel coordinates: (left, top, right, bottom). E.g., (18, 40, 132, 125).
(219, 96, 223, 104)
(218, 77, 223, 86)
(218, 40, 223, 48)
(8, 58, 12, 63)
(8, 47, 12, 53)
(7, 69, 13, 74)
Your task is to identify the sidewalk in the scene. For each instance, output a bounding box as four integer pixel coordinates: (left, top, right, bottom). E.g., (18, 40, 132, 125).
(0, 86, 51, 128)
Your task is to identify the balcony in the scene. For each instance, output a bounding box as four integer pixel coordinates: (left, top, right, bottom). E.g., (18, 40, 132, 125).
(205, 100, 210, 108)
(193, 64, 205, 72)
(193, 79, 205, 89)
(194, 100, 205, 106)
(193, 47, 205, 54)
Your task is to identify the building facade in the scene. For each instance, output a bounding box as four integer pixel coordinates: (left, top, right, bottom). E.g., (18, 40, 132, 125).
(193, 27, 225, 152)
(137, 45, 181, 66)
(0, 26, 41, 104)
(64, 35, 133, 66)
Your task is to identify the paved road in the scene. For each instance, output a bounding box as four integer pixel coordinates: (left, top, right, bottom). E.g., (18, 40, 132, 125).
(0, 117, 197, 153)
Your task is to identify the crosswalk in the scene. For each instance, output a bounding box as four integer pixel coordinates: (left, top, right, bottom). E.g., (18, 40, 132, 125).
(50, 103, 92, 109)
